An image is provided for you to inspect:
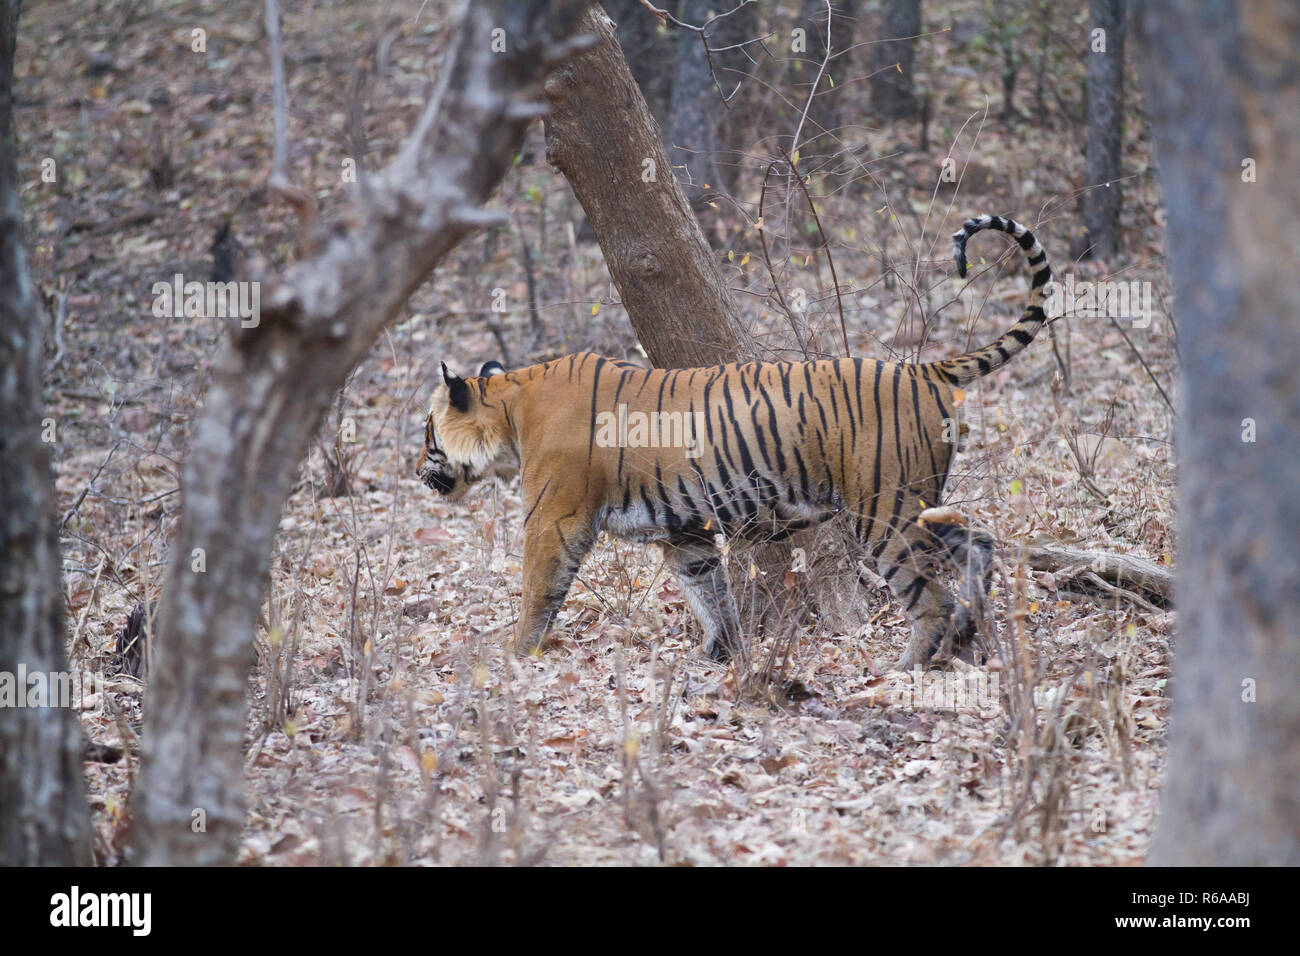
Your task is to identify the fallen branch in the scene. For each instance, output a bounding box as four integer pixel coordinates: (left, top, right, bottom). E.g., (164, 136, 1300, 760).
(63, 204, 160, 236)
(1005, 544, 1173, 610)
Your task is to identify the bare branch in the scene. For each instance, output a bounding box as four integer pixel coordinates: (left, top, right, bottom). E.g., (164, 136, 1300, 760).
(264, 0, 289, 191)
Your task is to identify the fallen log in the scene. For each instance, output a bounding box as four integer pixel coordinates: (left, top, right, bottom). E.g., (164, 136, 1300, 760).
(1002, 544, 1173, 612)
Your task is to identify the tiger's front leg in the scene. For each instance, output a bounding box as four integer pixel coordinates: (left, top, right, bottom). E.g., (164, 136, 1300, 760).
(513, 512, 597, 655)
(663, 540, 746, 665)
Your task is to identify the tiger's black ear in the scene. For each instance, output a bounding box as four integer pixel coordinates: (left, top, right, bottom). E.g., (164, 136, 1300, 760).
(480, 361, 506, 377)
(442, 362, 470, 412)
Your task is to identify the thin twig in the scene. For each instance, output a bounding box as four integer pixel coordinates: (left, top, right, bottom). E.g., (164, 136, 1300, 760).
(47, 278, 71, 371)
(756, 163, 806, 358)
(638, 0, 760, 105)
(1107, 314, 1174, 413)
(790, 0, 833, 156)
(60, 438, 126, 530)
(779, 148, 849, 356)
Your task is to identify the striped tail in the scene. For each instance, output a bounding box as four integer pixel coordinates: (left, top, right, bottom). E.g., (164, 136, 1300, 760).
(931, 215, 1052, 386)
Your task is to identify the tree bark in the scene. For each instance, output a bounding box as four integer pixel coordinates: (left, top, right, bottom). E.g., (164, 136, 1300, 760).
(1082, 0, 1125, 260)
(797, 0, 860, 151)
(544, 6, 824, 639)
(870, 0, 921, 121)
(666, 0, 724, 210)
(705, 0, 760, 198)
(544, 5, 754, 367)
(133, 0, 592, 866)
(604, 0, 674, 128)
(0, 0, 94, 866)
(1138, 0, 1300, 864)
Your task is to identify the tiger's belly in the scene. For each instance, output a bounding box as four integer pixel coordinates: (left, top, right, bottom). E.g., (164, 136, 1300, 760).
(597, 477, 838, 544)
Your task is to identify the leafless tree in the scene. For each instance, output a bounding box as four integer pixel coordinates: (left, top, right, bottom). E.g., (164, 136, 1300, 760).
(1082, 0, 1125, 259)
(796, 0, 861, 150)
(605, 0, 674, 126)
(132, 0, 592, 866)
(0, 0, 93, 866)
(545, 6, 754, 368)
(1139, 0, 1300, 864)
(871, 0, 921, 121)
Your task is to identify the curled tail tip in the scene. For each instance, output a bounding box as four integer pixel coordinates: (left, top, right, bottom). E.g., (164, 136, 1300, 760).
(952, 214, 996, 279)
(952, 229, 972, 279)
(952, 213, 1038, 280)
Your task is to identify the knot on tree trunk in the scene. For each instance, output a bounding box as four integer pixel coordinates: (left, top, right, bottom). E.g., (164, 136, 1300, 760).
(633, 249, 664, 279)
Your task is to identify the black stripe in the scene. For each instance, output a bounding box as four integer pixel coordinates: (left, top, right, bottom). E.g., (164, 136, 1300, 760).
(853, 358, 866, 421)
(840, 376, 857, 448)
(793, 444, 811, 500)
(901, 575, 927, 611)
(586, 356, 607, 464)
(701, 372, 716, 443)
(523, 477, 553, 527)
(683, 556, 720, 577)
(867, 362, 884, 534)
(761, 388, 787, 474)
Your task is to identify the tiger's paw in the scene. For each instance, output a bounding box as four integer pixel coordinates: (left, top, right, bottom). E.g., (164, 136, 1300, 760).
(704, 637, 732, 663)
(895, 617, 983, 671)
(511, 633, 554, 658)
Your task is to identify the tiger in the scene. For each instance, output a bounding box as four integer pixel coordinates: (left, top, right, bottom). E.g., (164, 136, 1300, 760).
(418, 214, 1051, 670)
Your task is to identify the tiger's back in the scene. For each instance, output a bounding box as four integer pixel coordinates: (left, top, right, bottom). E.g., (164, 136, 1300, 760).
(515, 354, 962, 549)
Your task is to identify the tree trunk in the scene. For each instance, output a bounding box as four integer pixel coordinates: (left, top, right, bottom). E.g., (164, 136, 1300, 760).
(706, 0, 760, 198)
(870, 0, 921, 121)
(797, 0, 860, 151)
(133, 0, 591, 866)
(0, 0, 94, 866)
(545, 6, 823, 642)
(544, 5, 754, 368)
(666, 0, 723, 211)
(604, 0, 674, 127)
(1082, 0, 1125, 260)
(1138, 0, 1300, 864)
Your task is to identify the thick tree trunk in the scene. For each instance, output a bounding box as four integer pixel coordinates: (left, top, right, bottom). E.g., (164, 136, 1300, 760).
(1138, 0, 1300, 864)
(1082, 0, 1125, 260)
(0, 0, 94, 866)
(133, 0, 591, 866)
(544, 6, 754, 367)
(545, 7, 822, 642)
(870, 0, 921, 121)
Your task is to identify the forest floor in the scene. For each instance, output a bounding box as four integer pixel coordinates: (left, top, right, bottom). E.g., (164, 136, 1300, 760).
(23, 0, 1176, 864)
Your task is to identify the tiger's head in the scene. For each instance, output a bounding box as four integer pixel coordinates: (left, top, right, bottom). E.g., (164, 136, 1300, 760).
(418, 360, 519, 501)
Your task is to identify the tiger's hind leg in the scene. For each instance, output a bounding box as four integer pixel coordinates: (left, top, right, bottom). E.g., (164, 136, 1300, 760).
(662, 539, 745, 664)
(872, 519, 967, 671)
(927, 516, 995, 647)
